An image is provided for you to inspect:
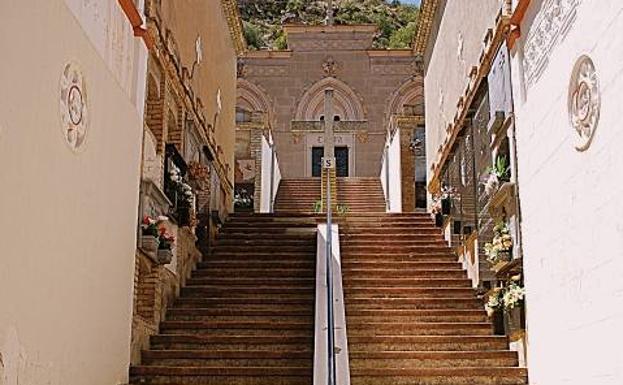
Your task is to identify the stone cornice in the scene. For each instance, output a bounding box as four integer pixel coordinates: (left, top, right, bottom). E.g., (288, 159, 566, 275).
(243, 50, 293, 59)
(220, 0, 247, 56)
(413, 0, 440, 55)
(367, 49, 414, 57)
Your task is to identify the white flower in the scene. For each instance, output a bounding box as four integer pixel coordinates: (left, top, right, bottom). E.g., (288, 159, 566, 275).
(157, 215, 169, 222)
(484, 173, 499, 196)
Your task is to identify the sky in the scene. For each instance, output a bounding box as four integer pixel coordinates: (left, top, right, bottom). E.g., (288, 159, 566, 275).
(400, 0, 421, 5)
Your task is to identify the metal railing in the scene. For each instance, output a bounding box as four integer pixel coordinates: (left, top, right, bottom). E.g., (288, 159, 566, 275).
(325, 169, 336, 385)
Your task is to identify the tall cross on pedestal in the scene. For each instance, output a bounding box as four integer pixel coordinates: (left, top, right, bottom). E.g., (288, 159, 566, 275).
(326, 0, 335, 26)
(323, 89, 335, 159)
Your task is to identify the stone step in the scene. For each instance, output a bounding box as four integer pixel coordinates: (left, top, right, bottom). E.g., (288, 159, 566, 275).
(141, 349, 312, 367)
(150, 334, 314, 350)
(342, 278, 472, 287)
(347, 322, 492, 336)
(340, 254, 458, 262)
(181, 285, 314, 297)
(198, 260, 315, 269)
(343, 287, 475, 297)
(348, 335, 510, 351)
(214, 240, 316, 247)
(160, 321, 313, 336)
(345, 309, 487, 323)
(130, 365, 312, 385)
(342, 269, 466, 278)
(213, 245, 316, 253)
(216, 233, 317, 240)
(348, 350, 519, 368)
(186, 277, 315, 287)
(342, 261, 462, 269)
(345, 297, 480, 309)
(192, 268, 315, 278)
(174, 297, 314, 307)
(208, 252, 315, 259)
(349, 367, 528, 385)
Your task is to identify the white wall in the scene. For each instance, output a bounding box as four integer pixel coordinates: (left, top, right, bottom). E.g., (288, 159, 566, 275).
(259, 134, 272, 213)
(510, 1, 623, 384)
(424, 0, 503, 182)
(0, 1, 146, 384)
(382, 128, 402, 213)
(259, 133, 281, 213)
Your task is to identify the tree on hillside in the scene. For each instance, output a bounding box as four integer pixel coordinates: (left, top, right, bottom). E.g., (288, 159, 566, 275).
(238, 0, 419, 50)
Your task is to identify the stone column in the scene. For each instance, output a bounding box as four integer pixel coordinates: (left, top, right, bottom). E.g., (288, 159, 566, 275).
(396, 115, 425, 212)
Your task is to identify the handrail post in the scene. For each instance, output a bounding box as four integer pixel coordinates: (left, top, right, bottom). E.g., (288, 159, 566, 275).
(326, 168, 336, 385)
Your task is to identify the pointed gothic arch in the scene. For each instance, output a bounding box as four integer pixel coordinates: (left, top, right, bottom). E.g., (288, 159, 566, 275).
(236, 79, 275, 129)
(294, 77, 366, 121)
(385, 76, 425, 128)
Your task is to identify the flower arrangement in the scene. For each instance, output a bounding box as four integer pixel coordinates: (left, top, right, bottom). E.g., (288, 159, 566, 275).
(482, 156, 510, 196)
(168, 164, 195, 206)
(234, 188, 253, 209)
(502, 282, 525, 310)
(169, 164, 183, 184)
(484, 280, 525, 317)
(158, 228, 176, 250)
(484, 222, 513, 264)
(431, 185, 457, 215)
(141, 215, 169, 237)
(485, 287, 503, 317)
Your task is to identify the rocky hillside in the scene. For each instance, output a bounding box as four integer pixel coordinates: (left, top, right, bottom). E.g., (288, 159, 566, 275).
(238, 0, 419, 50)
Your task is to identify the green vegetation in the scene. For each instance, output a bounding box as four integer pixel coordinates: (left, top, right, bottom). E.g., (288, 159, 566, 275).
(239, 0, 419, 50)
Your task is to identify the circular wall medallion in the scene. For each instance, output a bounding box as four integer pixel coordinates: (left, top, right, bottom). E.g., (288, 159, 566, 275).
(568, 55, 600, 151)
(59, 62, 88, 151)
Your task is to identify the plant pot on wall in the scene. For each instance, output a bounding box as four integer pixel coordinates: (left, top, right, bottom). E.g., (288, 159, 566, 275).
(435, 213, 444, 227)
(156, 248, 173, 265)
(441, 198, 451, 215)
(505, 302, 525, 333)
(141, 235, 159, 259)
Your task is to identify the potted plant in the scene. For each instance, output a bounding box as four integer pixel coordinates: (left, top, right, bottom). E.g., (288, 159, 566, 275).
(430, 197, 444, 226)
(503, 279, 526, 331)
(484, 221, 513, 268)
(483, 156, 510, 196)
(439, 185, 457, 215)
(234, 188, 253, 212)
(140, 215, 168, 258)
(156, 228, 175, 265)
(336, 203, 349, 216)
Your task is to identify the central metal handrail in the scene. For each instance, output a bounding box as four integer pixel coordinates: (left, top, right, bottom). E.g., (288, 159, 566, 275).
(325, 169, 336, 385)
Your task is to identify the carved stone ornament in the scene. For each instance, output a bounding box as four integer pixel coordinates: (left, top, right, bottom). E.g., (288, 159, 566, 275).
(59, 62, 88, 151)
(568, 55, 600, 151)
(322, 56, 338, 77)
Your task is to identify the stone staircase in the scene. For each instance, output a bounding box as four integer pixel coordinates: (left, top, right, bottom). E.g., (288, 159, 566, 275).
(340, 213, 528, 385)
(130, 214, 317, 385)
(274, 177, 385, 213)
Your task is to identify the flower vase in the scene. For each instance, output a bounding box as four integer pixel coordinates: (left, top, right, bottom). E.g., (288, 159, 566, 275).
(505, 303, 525, 333)
(434, 213, 444, 227)
(141, 235, 159, 259)
(441, 198, 451, 215)
(156, 248, 173, 265)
